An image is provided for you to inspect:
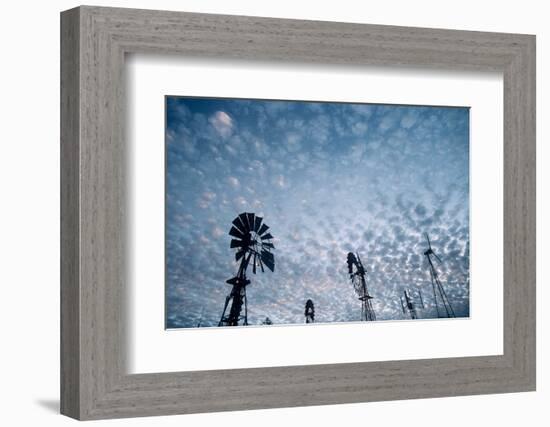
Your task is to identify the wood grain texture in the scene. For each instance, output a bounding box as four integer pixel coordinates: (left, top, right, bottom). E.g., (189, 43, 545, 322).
(60, 6, 536, 420)
(60, 7, 80, 419)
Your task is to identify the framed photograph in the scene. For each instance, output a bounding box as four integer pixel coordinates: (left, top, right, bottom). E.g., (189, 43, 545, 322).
(164, 97, 471, 330)
(61, 6, 535, 420)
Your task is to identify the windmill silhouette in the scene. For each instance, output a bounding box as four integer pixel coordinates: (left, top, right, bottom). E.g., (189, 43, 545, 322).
(400, 288, 425, 320)
(305, 299, 315, 323)
(218, 212, 275, 326)
(423, 233, 455, 318)
(347, 252, 376, 321)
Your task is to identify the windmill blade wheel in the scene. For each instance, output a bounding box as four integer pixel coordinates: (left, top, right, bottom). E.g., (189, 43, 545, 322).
(228, 212, 276, 275)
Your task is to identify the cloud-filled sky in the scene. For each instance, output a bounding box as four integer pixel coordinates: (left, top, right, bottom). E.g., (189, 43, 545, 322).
(165, 96, 470, 328)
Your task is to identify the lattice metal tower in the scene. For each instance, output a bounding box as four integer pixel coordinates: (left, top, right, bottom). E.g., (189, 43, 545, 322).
(423, 233, 455, 318)
(400, 288, 425, 320)
(347, 252, 376, 321)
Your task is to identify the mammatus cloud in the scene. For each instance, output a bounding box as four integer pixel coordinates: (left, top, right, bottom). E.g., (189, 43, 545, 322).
(165, 97, 470, 328)
(208, 110, 234, 138)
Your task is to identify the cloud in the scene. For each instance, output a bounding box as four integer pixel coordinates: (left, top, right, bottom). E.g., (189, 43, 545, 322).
(285, 133, 302, 152)
(401, 111, 419, 129)
(378, 113, 397, 132)
(414, 203, 427, 217)
(209, 111, 234, 138)
(351, 121, 368, 136)
(227, 176, 240, 188)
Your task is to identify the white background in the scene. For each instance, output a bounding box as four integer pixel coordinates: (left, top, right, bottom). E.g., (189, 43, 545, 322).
(128, 57, 503, 373)
(0, 1, 546, 426)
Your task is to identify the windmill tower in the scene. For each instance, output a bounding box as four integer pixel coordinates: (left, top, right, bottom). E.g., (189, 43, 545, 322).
(347, 252, 376, 321)
(424, 233, 455, 318)
(196, 306, 204, 327)
(218, 212, 275, 326)
(305, 299, 315, 323)
(400, 288, 425, 320)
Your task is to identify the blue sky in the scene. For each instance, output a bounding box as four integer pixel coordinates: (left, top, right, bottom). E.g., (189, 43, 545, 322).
(165, 97, 470, 328)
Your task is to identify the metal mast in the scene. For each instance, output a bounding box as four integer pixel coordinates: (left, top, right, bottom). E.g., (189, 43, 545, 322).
(305, 299, 315, 323)
(219, 212, 275, 327)
(400, 288, 425, 320)
(196, 306, 204, 327)
(218, 254, 251, 326)
(423, 233, 455, 318)
(347, 252, 376, 321)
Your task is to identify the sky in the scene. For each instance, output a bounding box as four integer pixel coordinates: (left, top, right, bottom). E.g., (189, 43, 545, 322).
(165, 96, 470, 329)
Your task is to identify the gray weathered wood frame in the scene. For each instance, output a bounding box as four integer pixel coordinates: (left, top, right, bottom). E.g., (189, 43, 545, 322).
(60, 5, 536, 420)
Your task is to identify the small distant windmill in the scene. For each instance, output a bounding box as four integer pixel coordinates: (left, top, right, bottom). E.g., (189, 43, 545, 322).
(196, 306, 204, 328)
(423, 233, 455, 318)
(305, 299, 315, 323)
(218, 212, 275, 327)
(347, 252, 376, 321)
(400, 288, 425, 320)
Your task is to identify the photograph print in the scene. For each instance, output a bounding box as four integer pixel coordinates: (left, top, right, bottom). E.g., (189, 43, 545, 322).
(165, 96, 470, 329)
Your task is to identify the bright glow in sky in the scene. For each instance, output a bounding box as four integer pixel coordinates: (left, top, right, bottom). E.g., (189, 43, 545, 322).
(165, 97, 470, 328)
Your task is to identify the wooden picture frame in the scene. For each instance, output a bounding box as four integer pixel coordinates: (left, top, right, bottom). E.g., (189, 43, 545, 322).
(60, 5, 536, 420)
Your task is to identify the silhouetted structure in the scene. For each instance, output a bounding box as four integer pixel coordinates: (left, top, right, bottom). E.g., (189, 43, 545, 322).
(305, 299, 315, 323)
(400, 288, 425, 319)
(219, 212, 275, 326)
(196, 307, 204, 327)
(347, 252, 376, 321)
(262, 317, 273, 325)
(424, 233, 455, 318)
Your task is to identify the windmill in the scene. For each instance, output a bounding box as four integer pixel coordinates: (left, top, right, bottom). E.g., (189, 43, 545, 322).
(305, 299, 315, 323)
(347, 252, 376, 321)
(424, 233, 455, 318)
(400, 288, 425, 320)
(196, 306, 204, 328)
(218, 212, 275, 327)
